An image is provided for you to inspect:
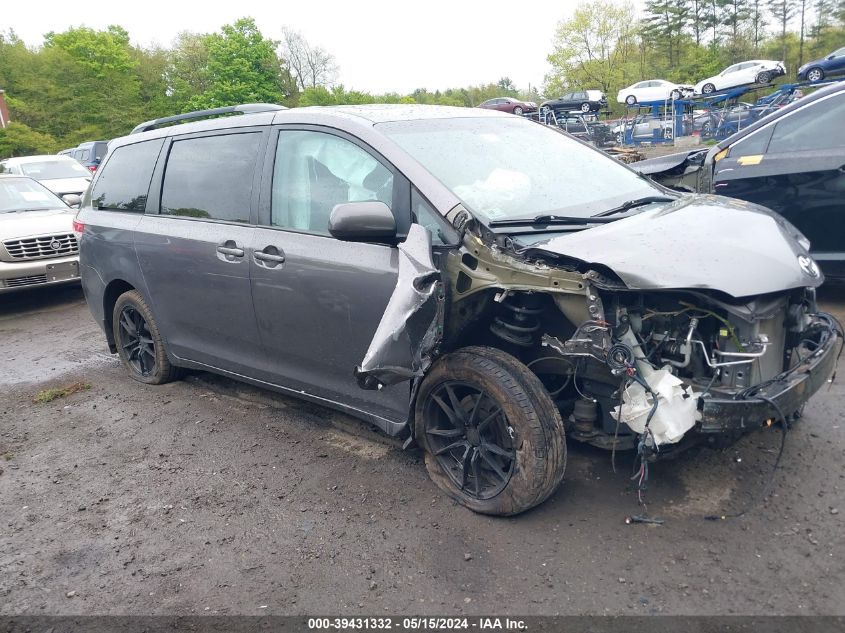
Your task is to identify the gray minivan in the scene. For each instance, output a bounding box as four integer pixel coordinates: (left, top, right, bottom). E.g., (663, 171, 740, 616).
(77, 103, 840, 516)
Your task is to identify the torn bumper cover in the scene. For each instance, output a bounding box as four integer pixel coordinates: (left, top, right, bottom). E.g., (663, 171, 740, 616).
(355, 224, 444, 389)
(699, 329, 842, 434)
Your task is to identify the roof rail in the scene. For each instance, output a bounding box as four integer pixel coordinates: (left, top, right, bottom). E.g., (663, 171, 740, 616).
(130, 103, 287, 135)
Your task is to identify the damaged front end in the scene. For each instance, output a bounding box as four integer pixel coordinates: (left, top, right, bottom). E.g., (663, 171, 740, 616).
(360, 199, 842, 459)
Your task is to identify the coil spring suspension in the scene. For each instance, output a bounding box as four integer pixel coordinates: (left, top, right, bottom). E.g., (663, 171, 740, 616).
(490, 294, 543, 347)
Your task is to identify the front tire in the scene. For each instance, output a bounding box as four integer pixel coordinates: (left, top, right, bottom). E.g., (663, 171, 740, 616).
(581, 102, 592, 112)
(756, 71, 772, 84)
(807, 67, 824, 82)
(670, 89, 681, 100)
(113, 290, 182, 385)
(625, 95, 637, 106)
(702, 83, 716, 95)
(513, 106, 524, 115)
(416, 346, 567, 516)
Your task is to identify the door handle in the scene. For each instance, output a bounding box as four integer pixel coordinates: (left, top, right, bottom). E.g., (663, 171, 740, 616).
(254, 246, 286, 267)
(254, 251, 285, 263)
(217, 245, 244, 257)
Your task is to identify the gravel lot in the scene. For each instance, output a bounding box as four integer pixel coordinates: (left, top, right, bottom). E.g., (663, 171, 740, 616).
(1, 283, 843, 616)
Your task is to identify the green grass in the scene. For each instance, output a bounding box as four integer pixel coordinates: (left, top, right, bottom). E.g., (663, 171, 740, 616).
(34, 381, 92, 404)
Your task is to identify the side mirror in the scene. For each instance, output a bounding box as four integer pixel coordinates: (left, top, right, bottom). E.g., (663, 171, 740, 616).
(62, 194, 82, 208)
(329, 201, 397, 243)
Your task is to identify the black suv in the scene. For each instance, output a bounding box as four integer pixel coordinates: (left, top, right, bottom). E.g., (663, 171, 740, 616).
(540, 90, 608, 114)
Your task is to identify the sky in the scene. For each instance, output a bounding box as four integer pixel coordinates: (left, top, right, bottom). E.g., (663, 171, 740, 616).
(2, 0, 591, 94)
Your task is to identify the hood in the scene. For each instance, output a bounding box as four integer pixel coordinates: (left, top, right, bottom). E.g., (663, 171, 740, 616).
(634, 149, 707, 176)
(522, 195, 821, 298)
(0, 208, 75, 241)
(40, 177, 91, 196)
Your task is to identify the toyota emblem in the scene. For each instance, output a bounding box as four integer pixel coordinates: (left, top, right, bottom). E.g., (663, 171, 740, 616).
(50, 239, 62, 251)
(798, 255, 820, 278)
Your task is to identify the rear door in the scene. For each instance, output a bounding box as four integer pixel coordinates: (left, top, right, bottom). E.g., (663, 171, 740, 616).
(249, 125, 413, 426)
(713, 91, 845, 267)
(134, 127, 269, 375)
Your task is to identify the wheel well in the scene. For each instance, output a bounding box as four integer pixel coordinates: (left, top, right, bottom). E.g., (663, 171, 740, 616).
(103, 280, 135, 353)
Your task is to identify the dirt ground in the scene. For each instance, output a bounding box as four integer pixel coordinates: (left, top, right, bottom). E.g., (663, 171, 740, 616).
(1, 283, 843, 616)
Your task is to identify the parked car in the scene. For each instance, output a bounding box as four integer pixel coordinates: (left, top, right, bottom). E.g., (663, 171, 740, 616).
(636, 82, 845, 278)
(548, 114, 615, 147)
(77, 103, 840, 516)
(797, 46, 845, 82)
(611, 114, 676, 143)
(0, 175, 80, 292)
(616, 79, 692, 105)
(694, 60, 786, 95)
(0, 155, 92, 203)
(67, 140, 109, 172)
(477, 97, 537, 115)
(541, 90, 607, 114)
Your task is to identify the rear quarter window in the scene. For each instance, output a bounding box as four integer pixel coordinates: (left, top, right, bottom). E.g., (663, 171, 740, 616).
(90, 139, 164, 212)
(160, 132, 261, 223)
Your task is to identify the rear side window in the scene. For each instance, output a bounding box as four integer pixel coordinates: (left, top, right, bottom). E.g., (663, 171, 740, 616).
(160, 132, 261, 223)
(90, 139, 163, 212)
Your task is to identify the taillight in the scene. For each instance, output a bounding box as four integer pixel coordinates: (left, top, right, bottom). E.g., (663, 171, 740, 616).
(72, 219, 85, 233)
(88, 165, 97, 173)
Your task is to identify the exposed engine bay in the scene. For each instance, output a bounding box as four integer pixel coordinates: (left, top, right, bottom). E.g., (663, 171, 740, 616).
(462, 285, 838, 456)
(356, 207, 842, 461)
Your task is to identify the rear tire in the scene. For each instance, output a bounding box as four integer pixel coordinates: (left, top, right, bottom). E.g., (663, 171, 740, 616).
(113, 290, 182, 385)
(581, 102, 592, 112)
(416, 346, 567, 516)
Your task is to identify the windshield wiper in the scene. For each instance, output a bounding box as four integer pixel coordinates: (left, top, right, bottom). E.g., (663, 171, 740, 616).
(592, 195, 676, 218)
(488, 214, 620, 227)
(487, 196, 677, 227)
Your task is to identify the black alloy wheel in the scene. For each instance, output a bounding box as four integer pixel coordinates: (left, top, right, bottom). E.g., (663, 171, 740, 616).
(112, 289, 182, 385)
(118, 305, 156, 376)
(423, 381, 516, 500)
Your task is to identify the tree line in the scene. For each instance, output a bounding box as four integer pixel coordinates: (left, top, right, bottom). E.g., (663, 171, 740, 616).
(0, 18, 535, 157)
(0, 4, 842, 158)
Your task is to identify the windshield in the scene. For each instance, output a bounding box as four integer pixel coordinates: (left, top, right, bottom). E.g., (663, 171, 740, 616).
(0, 178, 65, 213)
(378, 117, 660, 222)
(20, 160, 90, 180)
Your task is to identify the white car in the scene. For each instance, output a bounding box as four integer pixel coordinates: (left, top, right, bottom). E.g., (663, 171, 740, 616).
(616, 80, 692, 105)
(0, 155, 92, 203)
(0, 175, 80, 293)
(694, 60, 786, 95)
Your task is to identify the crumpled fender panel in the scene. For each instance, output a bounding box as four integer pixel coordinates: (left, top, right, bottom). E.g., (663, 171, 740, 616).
(355, 224, 444, 389)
